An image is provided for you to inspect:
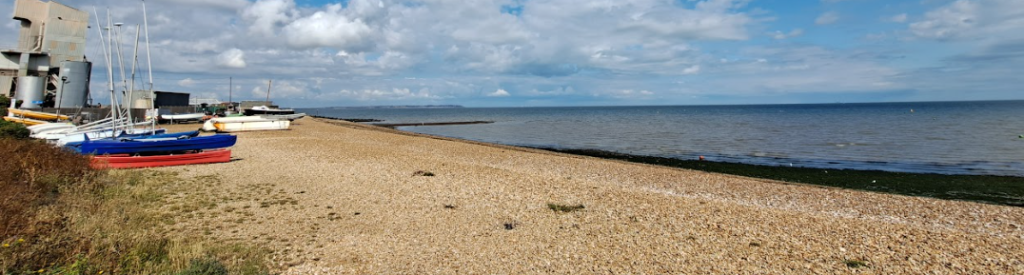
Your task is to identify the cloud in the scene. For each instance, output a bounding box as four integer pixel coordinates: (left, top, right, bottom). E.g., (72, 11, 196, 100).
(907, 0, 1024, 42)
(217, 48, 247, 68)
(889, 13, 908, 23)
(487, 89, 511, 97)
(682, 65, 701, 75)
(815, 12, 840, 25)
(177, 78, 196, 87)
(241, 0, 295, 37)
(772, 29, 804, 39)
(283, 4, 375, 51)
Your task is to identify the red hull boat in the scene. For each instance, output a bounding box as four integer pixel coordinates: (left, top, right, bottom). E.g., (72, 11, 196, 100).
(91, 149, 232, 169)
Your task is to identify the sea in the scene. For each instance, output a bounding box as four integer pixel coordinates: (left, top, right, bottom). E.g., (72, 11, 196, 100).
(298, 100, 1024, 177)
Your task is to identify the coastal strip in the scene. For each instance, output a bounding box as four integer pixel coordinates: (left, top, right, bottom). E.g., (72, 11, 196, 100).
(155, 117, 1024, 273)
(541, 148, 1024, 207)
(311, 115, 1024, 207)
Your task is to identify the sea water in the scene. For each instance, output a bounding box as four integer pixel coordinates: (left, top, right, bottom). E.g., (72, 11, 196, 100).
(299, 100, 1024, 177)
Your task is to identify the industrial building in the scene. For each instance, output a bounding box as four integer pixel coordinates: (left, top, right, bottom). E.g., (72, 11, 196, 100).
(2, 0, 91, 109)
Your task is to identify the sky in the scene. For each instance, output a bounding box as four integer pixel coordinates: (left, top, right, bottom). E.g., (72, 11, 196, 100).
(2, 0, 1022, 107)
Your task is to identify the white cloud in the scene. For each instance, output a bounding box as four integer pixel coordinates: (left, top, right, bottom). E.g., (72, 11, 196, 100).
(772, 29, 804, 39)
(889, 13, 908, 23)
(217, 48, 247, 68)
(487, 89, 511, 97)
(682, 65, 701, 75)
(908, 0, 1024, 40)
(177, 78, 196, 87)
(283, 4, 375, 51)
(816, 12, 840, 25)
(241, 0, 295, 37)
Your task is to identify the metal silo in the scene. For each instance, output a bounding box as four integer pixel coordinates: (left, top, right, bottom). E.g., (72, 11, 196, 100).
(55, 61, 91, 108)
(15, 76, 44, 109)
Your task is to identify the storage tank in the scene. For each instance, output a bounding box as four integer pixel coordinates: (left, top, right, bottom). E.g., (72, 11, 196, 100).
(15, 76, 44, 109)
(55, 61, 92, 108)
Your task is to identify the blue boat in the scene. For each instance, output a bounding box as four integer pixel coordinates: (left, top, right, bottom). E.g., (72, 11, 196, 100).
(66, 134, 237, 155)
(132, 130, 200, 139)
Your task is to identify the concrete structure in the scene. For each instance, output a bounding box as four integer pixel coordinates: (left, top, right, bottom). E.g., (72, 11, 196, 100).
(154, 91, 190, 108)
(55, 60, 90, 108)
(2, 0, 89, 103)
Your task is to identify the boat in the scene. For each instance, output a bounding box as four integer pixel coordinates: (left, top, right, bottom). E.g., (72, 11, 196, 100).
(201, 116, 285, 132)
(260, 113, 306, 121)
(55, 126, 166, 145)
(214, 118, 289, 132)
(243, 105, 295, 116)
(3, 116, 49, 126)
(65, 134, 237, 155)
(91, 149, 231, 169)
(28, 122, 76, 135)
(159, 113, 206, 122)
(8, 108, 70, 121)
(132, 130, 200, 139)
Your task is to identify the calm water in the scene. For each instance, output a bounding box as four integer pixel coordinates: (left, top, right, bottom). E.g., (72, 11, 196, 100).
(299, 101, 1024, 177)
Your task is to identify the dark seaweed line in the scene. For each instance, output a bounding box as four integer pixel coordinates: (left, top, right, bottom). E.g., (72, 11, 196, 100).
(539, 148, 1024, 207)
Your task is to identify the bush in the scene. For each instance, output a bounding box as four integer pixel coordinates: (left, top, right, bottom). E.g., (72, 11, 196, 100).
(0, 119, 30, 139)
(175, 258, 229, 275)
(0, 95, 9, 114)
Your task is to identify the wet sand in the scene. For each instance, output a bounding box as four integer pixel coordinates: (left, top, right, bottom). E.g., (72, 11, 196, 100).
(157, 118, 1024, 274)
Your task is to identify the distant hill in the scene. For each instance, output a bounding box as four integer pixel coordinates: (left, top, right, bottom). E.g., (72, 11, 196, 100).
(323, 105, 464, 109)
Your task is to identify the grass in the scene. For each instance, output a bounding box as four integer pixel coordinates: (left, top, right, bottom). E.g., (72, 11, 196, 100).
(844, 259, 868, 268)
(544, 148, 1024, 207)
(0, 139, 271, 274)
(547, 203, 586, 213)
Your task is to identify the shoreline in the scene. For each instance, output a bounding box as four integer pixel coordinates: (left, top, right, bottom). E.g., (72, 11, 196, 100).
(310, 116, 1024, 207)
(155, 117, 1024, 273)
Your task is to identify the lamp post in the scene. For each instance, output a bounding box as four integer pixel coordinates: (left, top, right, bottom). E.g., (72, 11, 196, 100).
(57, 76, 68, 118)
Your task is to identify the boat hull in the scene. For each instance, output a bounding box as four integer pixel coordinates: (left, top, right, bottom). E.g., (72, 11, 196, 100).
(243, 109, 295, 116)
(67, 134, 237, 155)
(214, 119, 290, 132)
(4, 116, 48, 126)
(8, 109, 69, 121)
(91, 149, 231, 169)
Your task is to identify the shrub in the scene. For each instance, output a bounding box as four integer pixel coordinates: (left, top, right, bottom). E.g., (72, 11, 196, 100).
(0, 119, 30, 139)
(547, 203, 585, 213)
(175, 258, 228, 275)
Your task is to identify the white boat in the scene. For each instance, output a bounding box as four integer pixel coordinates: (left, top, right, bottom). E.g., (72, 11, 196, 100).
(159, 113, 205, 122)
(29, 123, 77, 139)
(243, 105, 295, 116)
(210, 117, 290, 132)
(260, 113, 306, 121)
(202, 116, 268, 131)
(55, 125, 166, 145)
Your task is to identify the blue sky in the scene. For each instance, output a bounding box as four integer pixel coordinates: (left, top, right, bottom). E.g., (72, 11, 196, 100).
(2, 0, 1021, 107)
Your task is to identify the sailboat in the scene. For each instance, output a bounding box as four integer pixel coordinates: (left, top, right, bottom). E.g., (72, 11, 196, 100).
(66, 2, 236, 169)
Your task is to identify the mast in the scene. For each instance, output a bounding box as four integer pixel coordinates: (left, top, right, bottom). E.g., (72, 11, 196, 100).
(265, 79, 272, 105)
(127, 24, 141, 124)
(142, 0, 156, 126)
(229, 77, 232, 111)
(93, 9, 116, 121)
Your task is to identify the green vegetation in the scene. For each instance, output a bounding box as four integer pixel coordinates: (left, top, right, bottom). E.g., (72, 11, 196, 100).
(545, 148, 1024, 207)
(0, 139, 271, 274)
(0, 95, 9, 114)
(547, 203, 586, 213)
(844, 259, 868, 268)
(0, 120, 29, 140)
(413, 170, 436, 177)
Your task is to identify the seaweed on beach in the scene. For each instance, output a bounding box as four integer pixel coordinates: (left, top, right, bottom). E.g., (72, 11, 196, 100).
(543, 148, 1024, 207)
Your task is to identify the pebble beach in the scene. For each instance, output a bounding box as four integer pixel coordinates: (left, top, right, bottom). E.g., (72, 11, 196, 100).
(157, 117, 1024, 274)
